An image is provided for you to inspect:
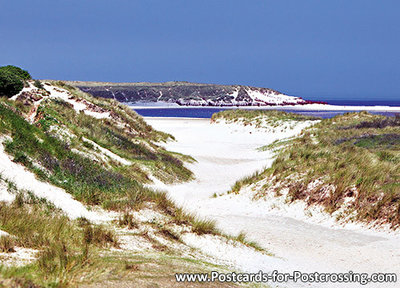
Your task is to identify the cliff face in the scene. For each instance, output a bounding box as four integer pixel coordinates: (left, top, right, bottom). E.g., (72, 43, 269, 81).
(68, 81, 319, 106)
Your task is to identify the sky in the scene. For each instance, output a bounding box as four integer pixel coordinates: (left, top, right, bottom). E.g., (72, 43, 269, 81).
(1, 0, 399, 100)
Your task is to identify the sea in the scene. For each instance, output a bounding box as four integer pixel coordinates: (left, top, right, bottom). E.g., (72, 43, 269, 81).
(132, 99, 400, 119)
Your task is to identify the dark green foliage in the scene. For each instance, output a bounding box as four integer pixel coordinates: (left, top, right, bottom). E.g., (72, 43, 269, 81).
(0, 65, 32, 97)
(0, 70, 23, 97)
(0, 65, 31, 80)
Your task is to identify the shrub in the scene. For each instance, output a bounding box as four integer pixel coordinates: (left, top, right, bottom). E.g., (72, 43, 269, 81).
(0, 65, 31, 80)
(0, 70, 23, 97)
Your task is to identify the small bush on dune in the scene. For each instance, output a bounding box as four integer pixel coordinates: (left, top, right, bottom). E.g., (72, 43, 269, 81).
(0, 65, 32, 97)
(0, 70, 24, 97)
(0, 65, 31, 80)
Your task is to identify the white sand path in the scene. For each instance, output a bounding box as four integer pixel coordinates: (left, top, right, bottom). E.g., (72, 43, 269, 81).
(146, 117, 400, 288)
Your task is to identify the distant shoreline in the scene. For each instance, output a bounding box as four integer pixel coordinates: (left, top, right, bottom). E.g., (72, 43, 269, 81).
(129, 103, 400, 112)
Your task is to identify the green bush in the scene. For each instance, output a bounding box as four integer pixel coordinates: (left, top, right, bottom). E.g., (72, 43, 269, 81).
(0, 65, 31, 80)
(0, 70, 23, 97)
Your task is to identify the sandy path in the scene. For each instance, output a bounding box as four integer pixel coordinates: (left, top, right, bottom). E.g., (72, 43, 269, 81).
(146, 117, 400, 288)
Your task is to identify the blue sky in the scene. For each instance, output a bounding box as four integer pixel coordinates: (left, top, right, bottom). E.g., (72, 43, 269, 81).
(1, 0, 399, 100)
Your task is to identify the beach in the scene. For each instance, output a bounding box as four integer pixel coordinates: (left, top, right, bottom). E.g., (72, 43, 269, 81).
(147, 117, 400, 288)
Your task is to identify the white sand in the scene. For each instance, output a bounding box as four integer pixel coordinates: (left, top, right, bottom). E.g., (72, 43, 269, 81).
(146, 117, 400, 288)
(0, 179, 15, 203)
(0, 139, 104, 221)
(82, 137, 131, 165)
(42, 83, 111, 119)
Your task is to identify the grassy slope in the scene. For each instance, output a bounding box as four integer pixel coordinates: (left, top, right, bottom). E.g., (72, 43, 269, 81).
(0, 182, 239, 288)
(0, 82, 192, 210)
(226, 110, 400, 229)
(211, 109, 320, 129)
(0, 82, 244, 287)
(0, 193, 118, 287)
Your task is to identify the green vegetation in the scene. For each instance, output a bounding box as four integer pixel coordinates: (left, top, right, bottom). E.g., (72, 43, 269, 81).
(0, 192, 235, 287)
(0, 65, 31, 81)
(150, 191, 220, 235)
(232, 232, 266, 253)
(212, 109, 320, 125)
(42, 81, 192, 182)
(229, 171, 265, 195)
(0, 70, 24, 98)
(0, 75, 269, 286)
(0, 79, 192, 210)
(191, 218, 219, 235)
(0, 65, 32, 98)
(231, 111, 400, 229)
(1, 101, 140, 208)
(0, 194, 117, 286)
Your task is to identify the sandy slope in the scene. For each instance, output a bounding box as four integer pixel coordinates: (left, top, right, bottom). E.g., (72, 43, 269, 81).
(0, 139, 106, 222)
(146, 117, 400, 288)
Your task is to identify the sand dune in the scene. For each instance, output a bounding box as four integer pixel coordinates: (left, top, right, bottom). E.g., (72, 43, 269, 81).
(146, 117, 400, 288)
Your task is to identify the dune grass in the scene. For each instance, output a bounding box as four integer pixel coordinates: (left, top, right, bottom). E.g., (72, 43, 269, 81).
(0, 194, 117, 287)
(0, 236, 15, 253)
(230, 111, 400, 229)
(0, 87, 273, 286)
(0, 96, 192, 211)
(36, 85, 192, 183)
(212, 109, 320, 123)
(232, 232, 267, 253)
(229, 171, 266, 194)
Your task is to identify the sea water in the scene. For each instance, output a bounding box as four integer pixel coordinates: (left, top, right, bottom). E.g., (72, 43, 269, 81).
(132, 107, 399, 119)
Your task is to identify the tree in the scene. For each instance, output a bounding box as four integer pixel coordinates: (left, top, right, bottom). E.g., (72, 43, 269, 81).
(0, 70, 24, 97)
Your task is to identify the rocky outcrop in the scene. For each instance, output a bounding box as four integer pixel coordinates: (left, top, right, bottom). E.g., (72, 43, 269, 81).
(67, 81, 324, 107)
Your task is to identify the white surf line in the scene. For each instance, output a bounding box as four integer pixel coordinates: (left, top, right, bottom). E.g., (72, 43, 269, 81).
(146, 117, 400, 288)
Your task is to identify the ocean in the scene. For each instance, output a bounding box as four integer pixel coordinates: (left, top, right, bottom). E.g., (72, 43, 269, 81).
(132, 107, 399, 119)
